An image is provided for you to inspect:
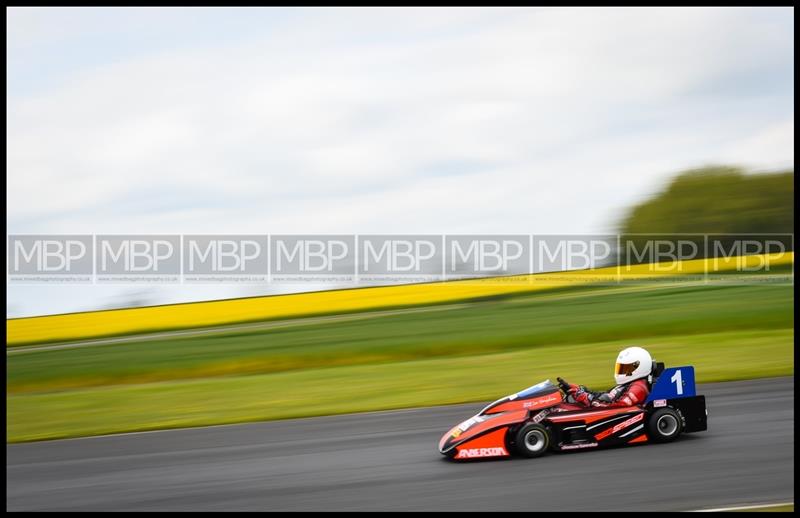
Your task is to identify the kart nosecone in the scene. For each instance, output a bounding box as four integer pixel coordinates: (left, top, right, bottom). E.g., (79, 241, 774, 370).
(439, 363, 707, 461)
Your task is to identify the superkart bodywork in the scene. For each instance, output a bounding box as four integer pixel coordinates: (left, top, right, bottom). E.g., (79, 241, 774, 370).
(439, 363, 707, 460)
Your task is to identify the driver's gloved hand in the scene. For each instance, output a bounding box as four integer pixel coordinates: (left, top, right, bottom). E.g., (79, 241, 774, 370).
(571, 385, 589, 395)
(571, 385, 593, 406)
(596, 393, 612, 403)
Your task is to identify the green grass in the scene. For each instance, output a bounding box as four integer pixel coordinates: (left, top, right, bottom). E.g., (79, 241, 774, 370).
(8, 283, 793, 393)
(7, 329, 793, 442)
(6, 280, 794, 442)
(734, 504, 794, 512)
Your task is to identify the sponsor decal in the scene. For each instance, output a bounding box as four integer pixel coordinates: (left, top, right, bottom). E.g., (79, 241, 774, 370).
(523, 394, 561, 409)
(594, 412, 644, 441)
(560, 442, 598, 450)
(532, 409, 550, 424)
(612, 412, 644, 433)
(456, 447, 508, 459)
(458, 416, 484, 431)
(452, 415, 485, 438)
(653, 399, 667, 407)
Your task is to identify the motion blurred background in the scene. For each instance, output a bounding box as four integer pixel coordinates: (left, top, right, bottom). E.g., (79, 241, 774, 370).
(5, 5, 794, 473)
(7, 6, 794, 316)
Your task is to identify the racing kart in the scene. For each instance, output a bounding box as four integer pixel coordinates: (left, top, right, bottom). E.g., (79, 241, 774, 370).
(438, 362, 707, 460)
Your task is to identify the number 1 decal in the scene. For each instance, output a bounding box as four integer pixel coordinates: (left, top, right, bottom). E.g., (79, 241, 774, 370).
(646, 366, 695, 403)
(671, 369, 683, 395)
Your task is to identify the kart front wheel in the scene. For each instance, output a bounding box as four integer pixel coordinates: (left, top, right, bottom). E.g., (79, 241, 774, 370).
(647, 408, 684, 443)
(514, 423, 550, 458)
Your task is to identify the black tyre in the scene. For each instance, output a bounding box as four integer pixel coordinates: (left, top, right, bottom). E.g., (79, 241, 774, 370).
(514, 423, 551, 458)
(647, 408, 684, 443)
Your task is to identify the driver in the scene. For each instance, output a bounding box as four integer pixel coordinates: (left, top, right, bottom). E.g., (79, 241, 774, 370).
(564, 346, 652, 408)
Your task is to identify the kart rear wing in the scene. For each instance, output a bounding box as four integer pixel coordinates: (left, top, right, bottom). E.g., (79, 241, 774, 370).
(646, 366, 707, 433)
(647, 366, 696, 402)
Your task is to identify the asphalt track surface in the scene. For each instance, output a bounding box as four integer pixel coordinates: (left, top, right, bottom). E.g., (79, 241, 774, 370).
(7, 377, 794, 511)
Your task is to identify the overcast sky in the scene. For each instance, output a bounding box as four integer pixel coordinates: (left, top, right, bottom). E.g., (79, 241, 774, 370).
(6, 7, 794, 317)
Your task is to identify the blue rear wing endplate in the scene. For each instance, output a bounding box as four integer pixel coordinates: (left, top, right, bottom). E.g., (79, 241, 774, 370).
(646, 366, 696, 403)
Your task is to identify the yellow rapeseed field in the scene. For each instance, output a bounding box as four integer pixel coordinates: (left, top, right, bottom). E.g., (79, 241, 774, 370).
(6, 253, 792, 345)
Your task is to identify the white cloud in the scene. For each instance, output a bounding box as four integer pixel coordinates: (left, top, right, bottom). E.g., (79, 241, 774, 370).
(719, 119, 794, 171)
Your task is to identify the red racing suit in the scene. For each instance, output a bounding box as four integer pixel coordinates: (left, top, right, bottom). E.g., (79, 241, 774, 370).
(568, 378, 650, 408)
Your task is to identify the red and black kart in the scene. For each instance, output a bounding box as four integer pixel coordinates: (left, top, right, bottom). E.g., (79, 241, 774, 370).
(439, 362, 707, 460)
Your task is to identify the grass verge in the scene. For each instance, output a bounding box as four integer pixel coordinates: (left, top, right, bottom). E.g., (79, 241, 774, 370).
(8, 282, 793, 393)
(7, 328, 793, 442)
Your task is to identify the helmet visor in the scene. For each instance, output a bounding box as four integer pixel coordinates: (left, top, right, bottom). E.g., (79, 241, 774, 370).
(615, 361, 640, 376)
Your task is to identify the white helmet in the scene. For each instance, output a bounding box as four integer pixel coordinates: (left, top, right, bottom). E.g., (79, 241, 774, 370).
(614, 346, 652, 385)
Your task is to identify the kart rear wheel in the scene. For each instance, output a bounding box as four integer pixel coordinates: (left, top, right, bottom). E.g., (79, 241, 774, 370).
(514, 423, 550, 458)
(647, 408, 684, 443)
